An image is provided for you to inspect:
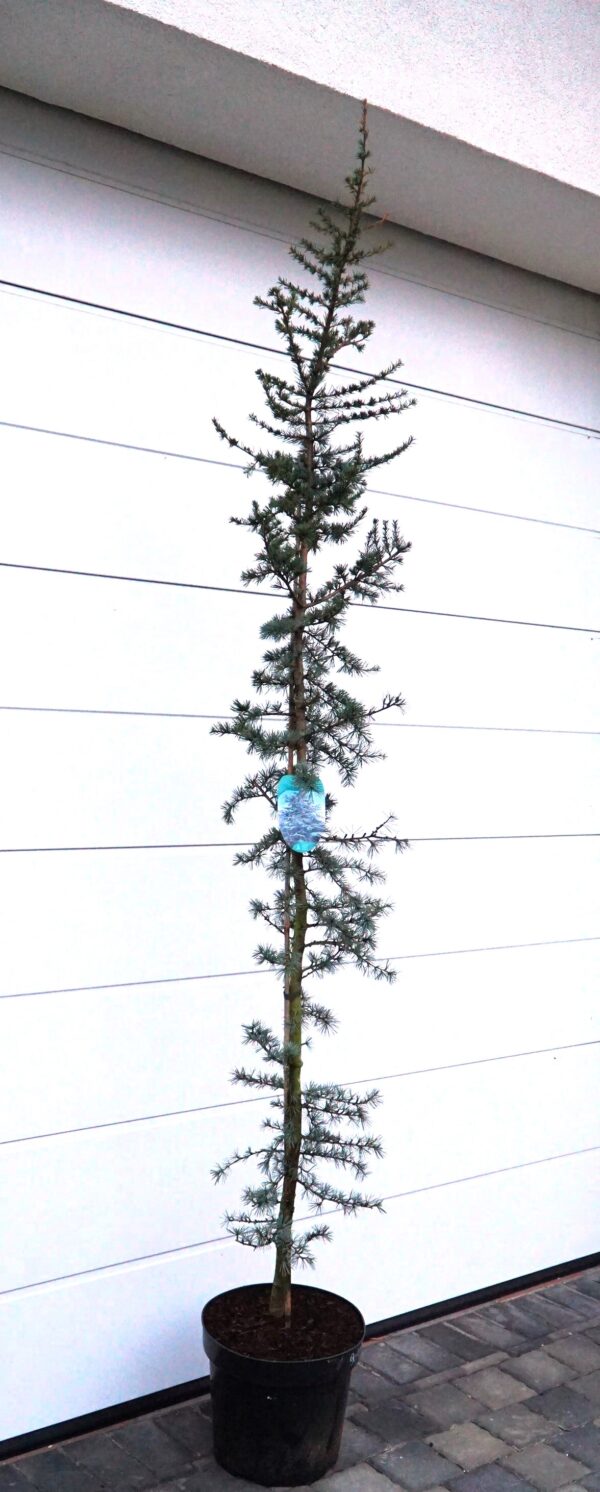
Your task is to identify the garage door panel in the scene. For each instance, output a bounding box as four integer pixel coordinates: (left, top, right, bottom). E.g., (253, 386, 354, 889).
(1, 425, 253, 596)
(314, 1148, 600, 1324)
(360, 732, 598, 837)
(399, 398, 600, 529)
(2, 1043, 597, 1292)
(0, 572, 597, 730)
(0, 711, 596, 847)
(1, 940, 598, 1143)
(368, 487, 598, 628)
(1, 837, 596, 1002)
(1, 1148, 598, 1441)
(0, 846, 263, 997)
(0, 1110, 243, 1292)
(344, 604, 599, 731)
(0, 286, 267, 461)
(382, 837, 599, 953)
(367, 272, 600, 430)
(0, 1237, 260, 1443)
(2, 423, 598, 628)
(0, 572, 265, 718)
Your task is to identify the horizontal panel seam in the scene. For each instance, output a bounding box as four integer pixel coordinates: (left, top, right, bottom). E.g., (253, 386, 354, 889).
(1, 707, 598, 734)
(3, 936, 599, 1001)
(1, 279, 598, 435)
(1, 835, 597, 854)
(1, 421, 599, 537)
(2, 1039, 598, 1147)
(2, 562, 598, 634)
(2, 1143, 598, 1301)
(0, 141, 597, 344)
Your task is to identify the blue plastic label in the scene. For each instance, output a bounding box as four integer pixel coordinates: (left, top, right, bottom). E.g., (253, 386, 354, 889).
(277, 774, 326, 853)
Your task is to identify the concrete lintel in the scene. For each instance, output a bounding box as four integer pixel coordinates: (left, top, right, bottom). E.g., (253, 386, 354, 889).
(0, 0, 598, 294)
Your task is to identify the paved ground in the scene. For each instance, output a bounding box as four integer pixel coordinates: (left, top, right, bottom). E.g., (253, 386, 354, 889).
(3, 1268, 600, 1491)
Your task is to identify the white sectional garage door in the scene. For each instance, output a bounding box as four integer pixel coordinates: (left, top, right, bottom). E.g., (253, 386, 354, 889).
(0, 89, 598, 1444)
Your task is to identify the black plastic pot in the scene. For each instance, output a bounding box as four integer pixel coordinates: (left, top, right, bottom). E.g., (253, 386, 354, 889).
(201, 1282, 365, 1487)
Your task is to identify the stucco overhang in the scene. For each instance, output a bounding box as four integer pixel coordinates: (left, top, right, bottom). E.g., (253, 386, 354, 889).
(0, 0, 598, 294)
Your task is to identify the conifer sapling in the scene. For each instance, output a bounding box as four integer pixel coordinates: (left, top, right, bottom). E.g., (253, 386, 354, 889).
(212, 104, 414, 1325)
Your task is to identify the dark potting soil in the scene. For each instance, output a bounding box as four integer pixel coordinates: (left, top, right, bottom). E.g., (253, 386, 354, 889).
(204, 1285, 363, 1362)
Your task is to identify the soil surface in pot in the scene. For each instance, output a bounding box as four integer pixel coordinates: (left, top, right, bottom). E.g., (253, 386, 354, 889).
(204, 1285, 362, 1361)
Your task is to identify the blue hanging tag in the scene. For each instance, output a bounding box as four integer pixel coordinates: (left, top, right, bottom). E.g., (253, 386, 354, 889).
(277, 774, 326, 853)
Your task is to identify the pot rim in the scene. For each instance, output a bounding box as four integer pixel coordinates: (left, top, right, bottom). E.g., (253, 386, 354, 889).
(202, 1280, 365, 1371)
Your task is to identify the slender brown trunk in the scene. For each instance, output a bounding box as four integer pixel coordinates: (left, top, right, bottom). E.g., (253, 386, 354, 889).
(269, 848, 307, 1321)
(269, 397, 312, 1322)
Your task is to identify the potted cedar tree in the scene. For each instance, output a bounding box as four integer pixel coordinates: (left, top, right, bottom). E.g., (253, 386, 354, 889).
(202, 106, 414, 1487)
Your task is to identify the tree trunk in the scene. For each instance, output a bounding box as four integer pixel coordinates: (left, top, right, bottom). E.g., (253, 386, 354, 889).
(269, 848, 307, 1321)
(270, 519, 309, 1322)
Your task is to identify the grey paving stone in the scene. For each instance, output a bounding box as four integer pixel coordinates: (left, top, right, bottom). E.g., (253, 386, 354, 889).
(157, 1404, 214, 1458)
(445, 1462, 533, 1492)
(420, 1324, 491, 1364)
(485, 1302, 547, 1341)
(524, 1300, 590, 1334)
(461, 1357, 508, 1380)
(533, 1389, 597, 1430)
(151, 1475, 206, 1492)
(157, 1464, 266, 1490)
(388, 1330, 463, 1373)
(372, 1438, 456, 1490)
(364, 1343, 426, 1386)
(476, 1403, 555, 1448)
(543, 1287, 595, 1310)
(19, 1449, 103, 1492)
(546, 1342, 600, 1376)
(581, 1476, 600, 1491)
(0, 1466, 34, 1492)
(111, 1419, 191, 1479)
(500, 1443, 588, 1490)
(542, 1290, 600, 1323)
(464, 1369, 534, 1410)
(573, 1284, 600, 1304)
(334, 1418, 386, 1472)
(572, 1376, 600, 1407)
(459, 1314, 527, 1353)
(429, 1424, 506, 1471)
(408, 1384, 484, 1430)
(313, 1465, 396, 1489)
(586, 1333, 600, 1349)
(350, 1396, 437, 1446)
(353, 1364, 402, 1405)
(63, 1432, 155, 1489)
(550, 1427, 600, 1471)
(504, 1352, 576, 1393)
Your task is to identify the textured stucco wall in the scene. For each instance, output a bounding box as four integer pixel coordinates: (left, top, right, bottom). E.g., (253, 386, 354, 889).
(113, 0, 600, 194)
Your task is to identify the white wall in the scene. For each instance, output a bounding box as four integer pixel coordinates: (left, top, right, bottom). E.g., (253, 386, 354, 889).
(0, 92, 598, 1443)
(117, 0, 600, 193)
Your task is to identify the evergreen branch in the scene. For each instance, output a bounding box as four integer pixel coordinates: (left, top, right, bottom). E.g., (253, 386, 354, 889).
(298, 1172, 384, 1216)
